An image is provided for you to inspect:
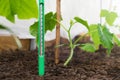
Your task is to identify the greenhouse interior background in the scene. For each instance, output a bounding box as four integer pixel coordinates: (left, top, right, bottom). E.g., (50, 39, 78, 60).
(0, 0, 120, 45)
(0, 0, 120, 79)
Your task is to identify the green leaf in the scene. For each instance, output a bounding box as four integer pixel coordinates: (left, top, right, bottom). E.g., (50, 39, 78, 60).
(113, 35, 120, 46)
(74, 17, 89, 30)
(0, 0, 15, 22)
(89, 24, 101, 49)
(14, 0, 38, 19)
(0, 24, 12, 32)
(30, 12, 57, 37)
(100, 9, 109, 17)
(106, 12, 118, 26)
(0, 25, 7, 29)
(0, 0, 38, 22)
(29, 22, 39, 46)
(100, 9, 118, 26)
(80, 43, 96, 53)
(98, 25, 113, 54)
(45, 12, 57, 33)
(30, 22, 38, 37)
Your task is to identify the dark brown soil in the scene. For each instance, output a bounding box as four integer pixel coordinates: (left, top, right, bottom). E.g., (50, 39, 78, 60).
(0, 45, 120, 80)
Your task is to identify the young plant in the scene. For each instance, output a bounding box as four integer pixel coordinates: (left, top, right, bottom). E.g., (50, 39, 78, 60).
(58, 14, 120, 66)
(62, 1, 120, 66)
(57, 17, 96, 66)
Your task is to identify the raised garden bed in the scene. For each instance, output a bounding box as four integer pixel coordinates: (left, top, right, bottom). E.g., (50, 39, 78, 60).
(0, 36, 32, 51)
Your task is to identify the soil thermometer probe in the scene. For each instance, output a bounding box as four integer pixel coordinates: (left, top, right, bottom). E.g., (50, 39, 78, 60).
(38, 0, 45, 76)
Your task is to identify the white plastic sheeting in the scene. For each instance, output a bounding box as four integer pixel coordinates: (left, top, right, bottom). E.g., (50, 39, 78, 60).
(0, 0, 120, 41)
(0, 16, 36, 39)
(45, 0, 100, 40)
(45, 0, 120, 41)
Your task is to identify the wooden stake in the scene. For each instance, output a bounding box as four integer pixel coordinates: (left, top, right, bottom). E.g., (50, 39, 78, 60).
(55, 0, 61, 64)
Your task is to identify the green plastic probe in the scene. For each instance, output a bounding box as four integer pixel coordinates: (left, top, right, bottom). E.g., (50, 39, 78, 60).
(38, 0, 45, 76)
